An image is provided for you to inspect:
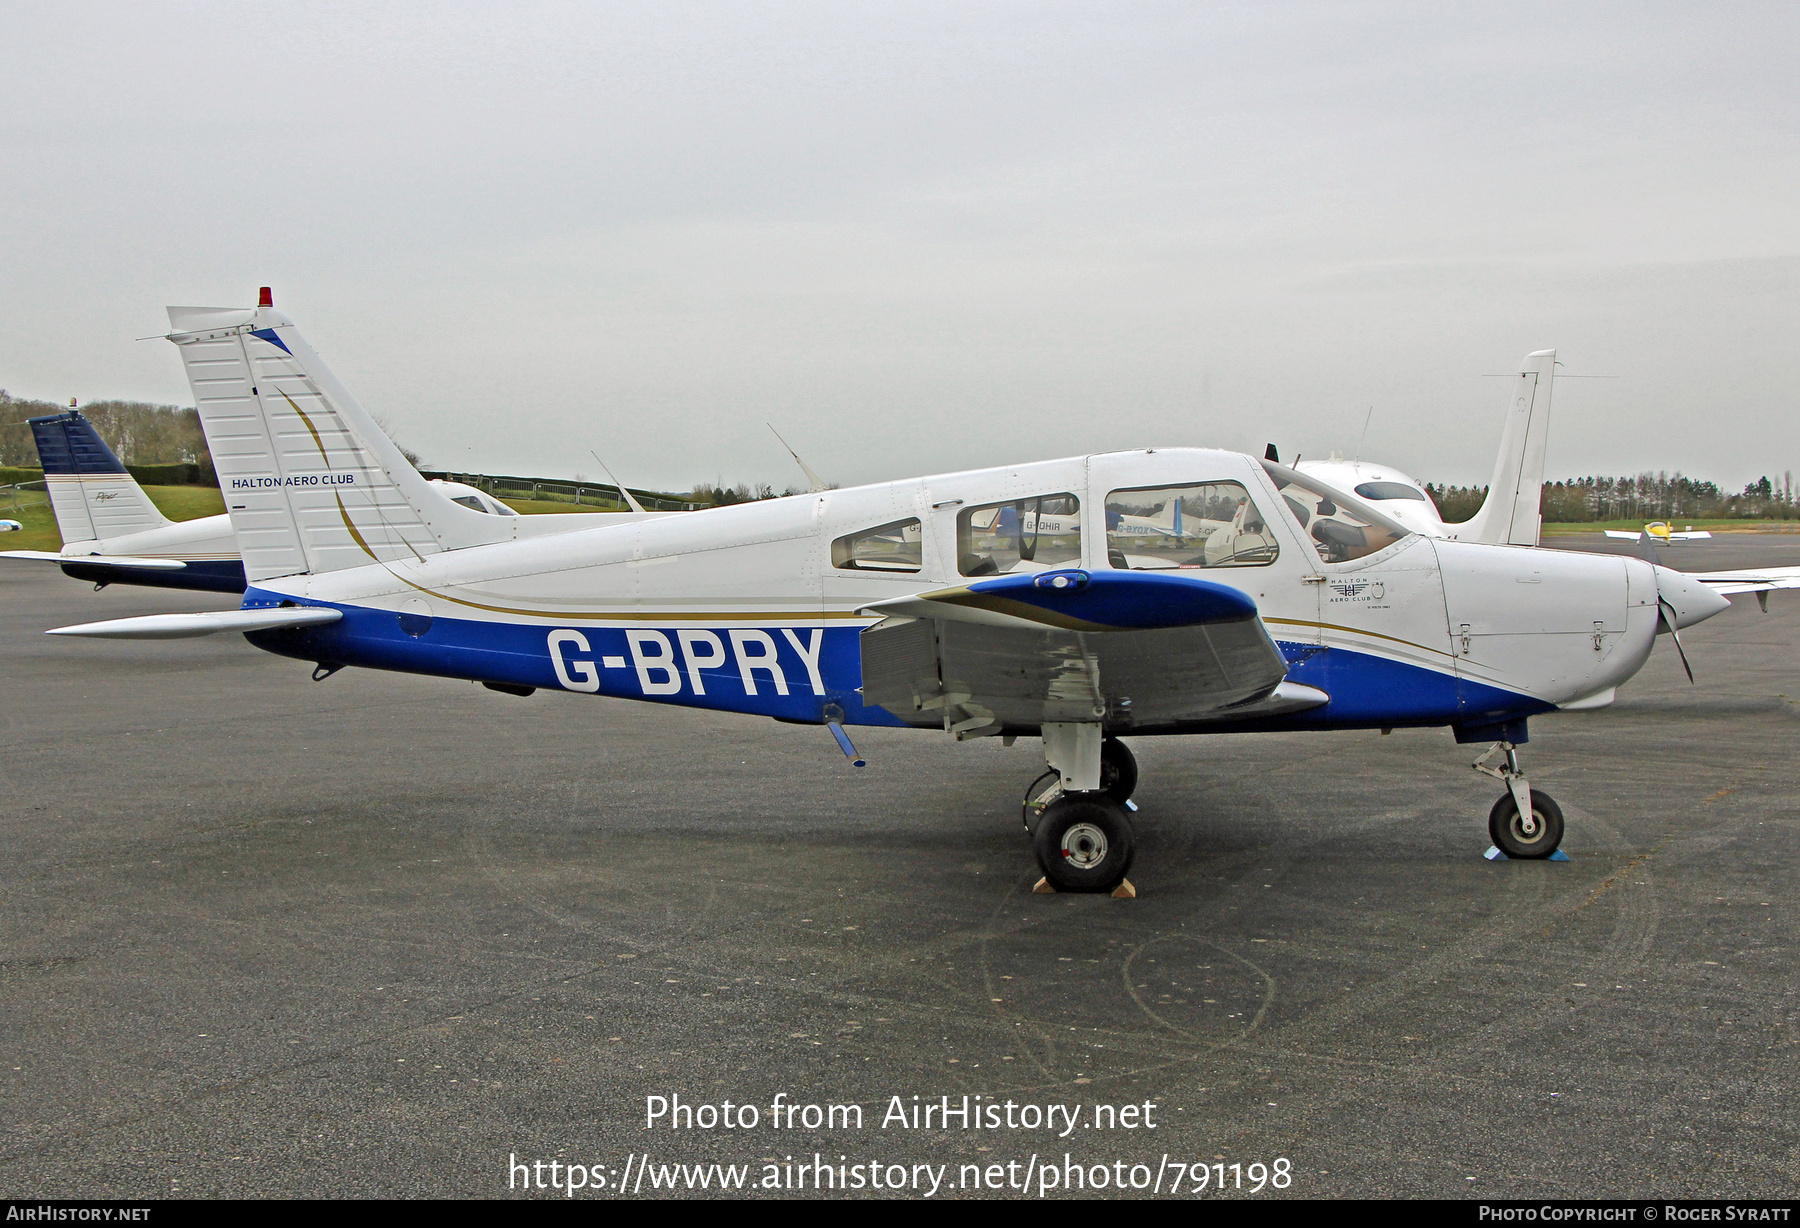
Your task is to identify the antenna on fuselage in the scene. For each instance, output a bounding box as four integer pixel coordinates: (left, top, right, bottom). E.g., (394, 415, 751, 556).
(1355, 406, 1374, 463)
(767, 424, 830, 494)
(589, 451, 648, 514)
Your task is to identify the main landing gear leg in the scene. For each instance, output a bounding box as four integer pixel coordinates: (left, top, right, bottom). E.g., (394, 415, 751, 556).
(1026, 725, 1137, 896)
(1473, 741, 1565, 859)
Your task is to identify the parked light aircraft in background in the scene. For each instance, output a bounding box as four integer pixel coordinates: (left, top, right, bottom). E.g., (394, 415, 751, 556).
(1286, 349, 1558, 547)
(43, 298, 1780, 893)
(1284, 354, 1800, 620)
(0, 520, 20, 532)
(1605, 523, 1714, 544)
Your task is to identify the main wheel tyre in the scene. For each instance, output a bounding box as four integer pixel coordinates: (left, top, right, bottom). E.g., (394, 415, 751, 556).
(1032, 795, 1135, 893)
(1099, 737, 1138, 804)
(1488, 789, 1565, 859)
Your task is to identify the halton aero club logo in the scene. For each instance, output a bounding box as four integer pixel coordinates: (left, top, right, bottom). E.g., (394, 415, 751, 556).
(1328, 579, 1385, 601)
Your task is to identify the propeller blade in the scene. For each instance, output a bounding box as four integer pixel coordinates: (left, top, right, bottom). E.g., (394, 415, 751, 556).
(1658, 598, 1695, 683)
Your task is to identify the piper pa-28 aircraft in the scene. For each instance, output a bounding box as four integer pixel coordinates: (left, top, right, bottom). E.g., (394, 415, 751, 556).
(45, 299, 1769, 893)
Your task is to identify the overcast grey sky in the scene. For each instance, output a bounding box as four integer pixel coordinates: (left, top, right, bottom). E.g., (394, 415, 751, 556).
(2, 2, 1794, 492)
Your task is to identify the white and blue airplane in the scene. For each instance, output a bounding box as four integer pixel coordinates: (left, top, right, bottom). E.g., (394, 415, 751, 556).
(45, 299, 1755, 892)
(1, 409, 246, 591)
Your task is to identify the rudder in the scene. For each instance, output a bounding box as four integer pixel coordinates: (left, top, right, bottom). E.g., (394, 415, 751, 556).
(166, 298, 512, 583)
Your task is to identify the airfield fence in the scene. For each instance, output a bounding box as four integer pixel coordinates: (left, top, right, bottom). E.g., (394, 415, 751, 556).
(1, 480, 47, 513)
(420, 472, 699, 512)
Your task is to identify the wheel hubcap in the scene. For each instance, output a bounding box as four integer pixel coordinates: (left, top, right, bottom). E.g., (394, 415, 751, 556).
(1511, 810, 1548, 846)
(1061, 822, 1109, 869)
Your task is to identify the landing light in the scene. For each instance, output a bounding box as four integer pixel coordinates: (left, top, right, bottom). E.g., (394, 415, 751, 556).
(1034, 570, 1091, 591)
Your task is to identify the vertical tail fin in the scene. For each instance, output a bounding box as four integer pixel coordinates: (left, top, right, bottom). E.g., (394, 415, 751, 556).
(1453, 349, 1555, 547)
(29, 411, 173, 545)
(166, 300, 512, 583)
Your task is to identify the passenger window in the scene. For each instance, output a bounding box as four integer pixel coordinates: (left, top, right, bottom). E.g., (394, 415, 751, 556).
(956, 494, 1081, 576)
(1104, 482, 1279, 569)
(832, 518, 922, 572)
(453, 495, 490, 514)
(1267, 468, 1408, 564)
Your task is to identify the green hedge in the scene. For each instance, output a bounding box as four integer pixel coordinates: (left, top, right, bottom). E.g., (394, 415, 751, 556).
(125, 461, 217, 487)
(0, 462, 217, 487)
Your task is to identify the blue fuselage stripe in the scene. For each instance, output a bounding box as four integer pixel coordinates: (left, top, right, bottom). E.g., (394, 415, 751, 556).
(240, 589, 1551, 734)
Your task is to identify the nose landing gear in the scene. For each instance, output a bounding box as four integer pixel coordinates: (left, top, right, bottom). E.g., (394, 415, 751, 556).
(1474, 741, 1565, 859)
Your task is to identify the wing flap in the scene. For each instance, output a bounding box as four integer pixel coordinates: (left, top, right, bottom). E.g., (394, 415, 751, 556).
(857, 571, 1289, 731)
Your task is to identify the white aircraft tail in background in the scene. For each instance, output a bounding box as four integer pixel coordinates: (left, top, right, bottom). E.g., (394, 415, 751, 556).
(1447, 349, 1556, 547)
(35, 410, 175, 543)
(1294, 349, 1557, 546)
(0, 409, 244, 591)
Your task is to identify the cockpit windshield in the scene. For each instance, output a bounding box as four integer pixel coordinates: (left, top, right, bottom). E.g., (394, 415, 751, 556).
(1354, 481, 1428, 503)
(1262, 462, 1411, 564)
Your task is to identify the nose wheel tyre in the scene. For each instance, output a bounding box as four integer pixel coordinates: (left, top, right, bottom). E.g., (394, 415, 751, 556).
(1488, 789, 1565, 859)
(1099, 737, 1138, 805)
(1032, 794, 1135, 893)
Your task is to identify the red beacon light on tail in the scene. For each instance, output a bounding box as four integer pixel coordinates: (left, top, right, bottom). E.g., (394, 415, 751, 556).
(258, 287, 273, 308)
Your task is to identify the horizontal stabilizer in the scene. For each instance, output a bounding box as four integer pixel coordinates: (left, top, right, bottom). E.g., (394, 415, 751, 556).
(1603, 530, 1642, 541)
(1, 550, 187, 570)
(857, 569, 1258, 632)
(47, 607, 341, 640)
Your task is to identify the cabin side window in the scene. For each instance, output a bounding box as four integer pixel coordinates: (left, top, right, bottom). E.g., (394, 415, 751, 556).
(1103, 482, 1279, 569)
(956, 494, 1081, 576)
(831, 518, 923, 572)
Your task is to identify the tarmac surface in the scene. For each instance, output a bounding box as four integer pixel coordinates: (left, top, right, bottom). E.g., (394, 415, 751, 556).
(1, 534, 1797, 1199)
